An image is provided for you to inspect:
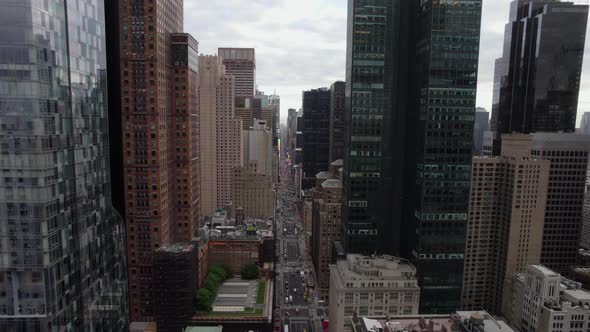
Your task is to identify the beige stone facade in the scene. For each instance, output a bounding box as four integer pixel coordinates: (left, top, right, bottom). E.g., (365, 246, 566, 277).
(199, 55, 242, 217)
(461, 135, 549, 313)
(328, 255, 420, 332)
(311, 160, 343, 302)
(231, 161, 274, 219)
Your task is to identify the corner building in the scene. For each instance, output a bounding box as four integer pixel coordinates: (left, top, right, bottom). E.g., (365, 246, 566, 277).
(0, 0, 129, 330)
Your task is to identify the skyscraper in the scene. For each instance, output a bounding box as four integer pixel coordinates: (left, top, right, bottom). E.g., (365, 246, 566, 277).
(199, 55, 243, 217)
(329, 81, 346, 163)
(411, 0, 482, 313)
(287, 108, 298, 161)
(341, 0, 416, 256)
(302, 88, 331, 189)
(218, 48, 256, 101)
(473, 108, 489, 156)
(117, 0, 188, 320)
(580, 112, 590, 134)
(531, 133, 590, 275)
(0, 0, 128, 330)
(489, 0, 588, 155)
(462, 135, 549, 313)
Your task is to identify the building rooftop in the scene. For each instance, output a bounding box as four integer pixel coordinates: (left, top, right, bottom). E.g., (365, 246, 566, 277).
(351, 315, 453, 332)
(331, 159, 344, 167)
(321, 179, 342, 188)
(529, 264, 560, 277)
(455, 311, 515, 332)
(184, 326, 223, 332)
(352, 312, 515, 332)
(562, 289, 590, 302)
(316, 171, 333, 179)
(333, 254, 417, 283)
(155, 242, 195, 254)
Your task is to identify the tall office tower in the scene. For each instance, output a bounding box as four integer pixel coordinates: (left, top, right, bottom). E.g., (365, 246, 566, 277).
(269, 94, 280, 182)
(311, 164, 342, 302)
(581, 112, 590, 134)
(232, 119, 273, 219)
(411, 0, 482, 313)
(243, 120, 273, 176)
(329, 81, 346, 163)
(0, 0, 128, 330)
(287, 108, 298, 161)
(473, 108, 489, 156)
(218, 48, 256, 100)
(170, 34, 200, 241)
(199, 55, 242, 217)
(341, 0, 417, 257)
(301, 88, 331, 189)
(530, 133, 590, 275)
(461, 135, 549, 313)
(488, 0, 588, 155)
(118, 0, 183, 320)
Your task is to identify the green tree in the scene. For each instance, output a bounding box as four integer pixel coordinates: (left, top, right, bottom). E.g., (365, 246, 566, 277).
(240, 264, 259, 280)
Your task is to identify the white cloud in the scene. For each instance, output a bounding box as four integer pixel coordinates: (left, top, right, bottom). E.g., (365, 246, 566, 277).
(186, 0, 590, 126)
(184, 0, 346, 122)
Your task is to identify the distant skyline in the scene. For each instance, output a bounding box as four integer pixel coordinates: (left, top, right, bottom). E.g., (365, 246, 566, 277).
(185, 0, 590, 126)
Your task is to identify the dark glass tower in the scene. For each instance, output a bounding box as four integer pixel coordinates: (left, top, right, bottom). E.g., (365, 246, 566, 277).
(302, 88, 331, 189)
(0, 0, 129, 330)
(329, 81, 346, 163)
(341, 0, 416, 256)
(489, 0, 588, 154)
(342, 0, 482, 313)
(412, 0, 482, 313)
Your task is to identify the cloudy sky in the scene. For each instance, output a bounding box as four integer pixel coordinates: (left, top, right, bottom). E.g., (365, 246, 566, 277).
(185, 0, 590, 126)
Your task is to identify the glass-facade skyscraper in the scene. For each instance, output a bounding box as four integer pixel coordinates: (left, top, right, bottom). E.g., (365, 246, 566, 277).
(0, 0, 128, 330)
(489, 0, 588, 155)
(412, 0, 482, 313)
(342, 0, 481, 313)
(341, 0, 416, 256)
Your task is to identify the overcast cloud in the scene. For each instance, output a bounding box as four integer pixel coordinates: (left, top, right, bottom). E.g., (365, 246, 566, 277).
(185, 0, 590, 126)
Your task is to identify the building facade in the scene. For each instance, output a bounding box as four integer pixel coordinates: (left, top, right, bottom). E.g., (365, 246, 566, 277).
(503, 265, 590, 332)
(473, 108, 489, 156)
(153, 243, 197, 332)
(328, 255, 420, 332)
(170, 33, 201, 241)
(341, 0, 417, 257)
(329, 81, 346, 164)
(531, 134, 590, 275)
(489, 1, 589, 154)
(218, 48, 256, 100)
(231, 161, 274, 219)
(199, 55, 243, 217)
(580, 112, 590, 135)
(117, 0, 186, 321)
(231, 120, 274, 219)
(302, 88, 331, 189)
(461, 135, 550, 313)
(411, 0, 482, 313)
(0, 0, 129, 330)
(311, 165, 343, 302)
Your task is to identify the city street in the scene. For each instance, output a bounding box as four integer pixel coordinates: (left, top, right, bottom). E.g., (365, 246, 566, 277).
(274, 155, 322, 332)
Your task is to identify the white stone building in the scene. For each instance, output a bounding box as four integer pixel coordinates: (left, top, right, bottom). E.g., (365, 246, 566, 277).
(328, 255, 419, 332)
